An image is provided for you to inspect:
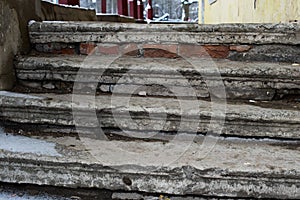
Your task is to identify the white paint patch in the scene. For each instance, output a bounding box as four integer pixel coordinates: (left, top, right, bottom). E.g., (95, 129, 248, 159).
(0, 91, 45, 99)
(0, 128, 61, 157)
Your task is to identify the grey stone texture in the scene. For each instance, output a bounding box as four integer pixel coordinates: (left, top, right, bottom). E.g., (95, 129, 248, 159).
(229, 45, 300, 63)
(29, 22, 300, 45)
(0, 91, 300, 139)
(15, 55, 300, 100)
(0, 131, 298, 199)
(2, 14, 300, 199)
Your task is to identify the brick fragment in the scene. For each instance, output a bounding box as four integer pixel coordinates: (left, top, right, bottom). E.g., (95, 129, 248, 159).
(97, 43, 119, 55)
(80, 43, 97, 55)
(144, 49, 178, 58)
(143, 44, 177, 54)
(59, 48, 76, 55)
(178, 45, 209, 58)
(204, 45, 230, 58)
(121, 43, 139, 56)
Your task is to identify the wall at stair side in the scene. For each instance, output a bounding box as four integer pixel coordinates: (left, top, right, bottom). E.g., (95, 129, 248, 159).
(0, 0, 41, 90)
(0, 0, 97, 90)
(199, 0, 300, 24)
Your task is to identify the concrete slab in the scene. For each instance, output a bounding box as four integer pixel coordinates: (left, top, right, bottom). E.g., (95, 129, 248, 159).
(28, 22, 300, 45)
(0, 92, 299, 139)
(15, 55, 300, 100)
(0, 131, 298, 199)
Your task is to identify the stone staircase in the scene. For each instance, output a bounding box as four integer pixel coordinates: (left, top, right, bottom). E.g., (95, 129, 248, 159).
(0, 21, 299, 199)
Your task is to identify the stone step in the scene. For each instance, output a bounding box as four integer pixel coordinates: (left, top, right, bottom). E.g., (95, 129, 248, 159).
(0, 91, 299, 139)
(29, 22, 299, 45)
(0, 130, 298, 199)
(28, 21, 300, 63)
(15, 55, 300, 100)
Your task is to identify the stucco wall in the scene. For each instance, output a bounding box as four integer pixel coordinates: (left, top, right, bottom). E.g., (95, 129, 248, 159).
(0, 0, 97, 90)
(199, 0, 300, 24)
(0, 0, 41, 90)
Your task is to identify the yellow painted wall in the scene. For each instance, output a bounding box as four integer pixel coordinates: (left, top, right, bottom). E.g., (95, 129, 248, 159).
(199, 0, 300, 24)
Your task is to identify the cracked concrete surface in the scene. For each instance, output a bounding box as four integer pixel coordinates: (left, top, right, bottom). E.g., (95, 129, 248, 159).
(0, 130, 298, 199)
(28, 22, 300, 45)
(15, 55, 300, 100)
(0, 91, 300, 138)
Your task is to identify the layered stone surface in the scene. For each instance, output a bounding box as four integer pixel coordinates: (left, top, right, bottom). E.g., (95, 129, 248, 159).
(15, 55, 300, 100)
(0, 91, 299, 139)
(28, 22, 300, 63)
(29, 22, 300, 45)
(0, 130, 298, 199)
(3, 21, 300, 198)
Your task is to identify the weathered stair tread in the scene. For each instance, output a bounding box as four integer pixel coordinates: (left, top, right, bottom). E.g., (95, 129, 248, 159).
(16, 55, 300, 76)
(15, 55, 300, 100)
(28, 21, 300, 44)
(0, 91, 300, 139)
(0, 130, 299, 199)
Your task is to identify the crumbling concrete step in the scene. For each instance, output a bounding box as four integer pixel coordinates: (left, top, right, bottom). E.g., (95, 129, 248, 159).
(15, 55, 300, 100)
(29, 22, 299, 45)
(0, 130, 298, 199)
(0, 91, 300, 139)
(28, 22, 300, 63)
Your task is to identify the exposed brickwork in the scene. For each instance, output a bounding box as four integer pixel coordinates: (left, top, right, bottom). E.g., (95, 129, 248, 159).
(121, 44, 139, 54)
(143, 44, 177, 54)
(143, 49, 179, 58)
(97, 44, 120, 55)
(80, 43, 96, 55)
(58, 48, 76, 55)
(121, 43, 139, 56)
(230, 45, 252, 52)
(178, 45, 209, 58)
(204, 45, 230, 58)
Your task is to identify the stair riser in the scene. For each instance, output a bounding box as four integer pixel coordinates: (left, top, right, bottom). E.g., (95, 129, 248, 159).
(32, 42, 300, 63)
(29, 22, 300, 63)
(29, 22, 300, 45)
(1, 105, 299, 139)
(15, 79, 283, 100)
(15, 55, 300, 100)
(0, 158, 298, 199)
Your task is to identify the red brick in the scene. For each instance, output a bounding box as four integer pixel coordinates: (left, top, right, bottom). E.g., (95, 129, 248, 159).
(178, 45, 209, 58)
(143, 44, 178, 54)
(143, 49, 179, 58)
(80, 43, 96, 55)
(230, 45, 252, 52)
(121, 43, 139, 56)
(204, 45, 230, 58)
(97, 44, 120, 55)
(58, 48, 76, 55)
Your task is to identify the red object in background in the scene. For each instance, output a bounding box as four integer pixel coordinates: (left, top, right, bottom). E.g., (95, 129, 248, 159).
(146, 0, 153, 20)
(137, 0, 144, 20)
(129, 0, 138, 19)
(58, 0, 79, 6)
(117, 0, 128, 16)
(101, 0, 107, 13)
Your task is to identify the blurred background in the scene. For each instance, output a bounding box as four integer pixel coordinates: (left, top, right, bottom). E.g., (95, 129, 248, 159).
(43, 0, 199, 22)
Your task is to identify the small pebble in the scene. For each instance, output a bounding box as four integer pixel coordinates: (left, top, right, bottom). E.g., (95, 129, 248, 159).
(17, 192, 25, 197)
(70, 196, 81, 200)
(138, 91, 147, 96)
